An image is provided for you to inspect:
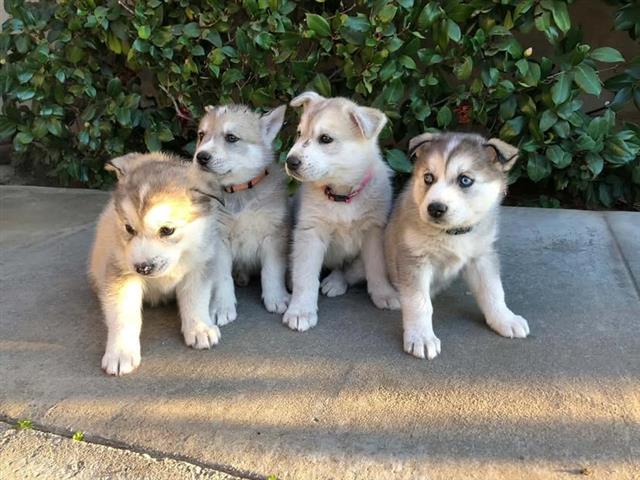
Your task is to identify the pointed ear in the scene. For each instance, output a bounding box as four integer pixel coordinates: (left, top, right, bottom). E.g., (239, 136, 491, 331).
(290, 91, 323, 109)
(408, 132, 440, 159)
(104, 153, 139, 180)
(261, 105, 286, 143)
(485, 138, 519, 172)
(349, 106, 387, 139)
(204, 105, 216, 114)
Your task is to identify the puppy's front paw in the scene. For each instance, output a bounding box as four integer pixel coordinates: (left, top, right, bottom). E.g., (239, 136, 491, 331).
(102, 340, 141, 376)
(320, 271, 348, 297)
(488, 313, 530, 338)
(211, 302, 237, 326)
(283, 305, 318, 332)
(403, 329, 441, 360)
(263, 291, 290, 314)
(182, 322, 221, 349)
(370, 285, 401, 310)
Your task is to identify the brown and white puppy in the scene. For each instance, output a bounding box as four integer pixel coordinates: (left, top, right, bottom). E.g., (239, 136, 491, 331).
(192, 105, 290, 323)
(89, 152, 224, 375)
(385, 132, 530, 360)
(283, 92, 400, 332)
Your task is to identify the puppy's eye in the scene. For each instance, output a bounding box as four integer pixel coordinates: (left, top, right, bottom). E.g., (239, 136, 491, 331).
(319, 134, 333, 144)
(125, 224, 136, 235)
(197, 131, 204, 142)
(225, 133, 239, 143)
(458, 175, 474, 188)
(159, 226, 175, 237)
(424, 173, 435, 185)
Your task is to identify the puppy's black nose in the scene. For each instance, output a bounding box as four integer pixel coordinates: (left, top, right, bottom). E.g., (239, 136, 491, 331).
(427, 202, 448, 219)
(134, 262, 155, 276)
(286, 155, 302, 171)
(196, 151, 211, 166)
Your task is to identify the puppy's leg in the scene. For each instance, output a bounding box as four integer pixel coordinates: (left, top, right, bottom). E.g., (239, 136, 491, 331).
(283, 227, 327, 332)
(101, 276, 144, 376)
(320, 269, 348, 297)
(178, 267, 220, 349)
(210, 240, 237, 326)
(400, 267, 441, 360)
(463, 251, 530, 338)
(362, 225, 401, 310)
(261, 234, 290, 314)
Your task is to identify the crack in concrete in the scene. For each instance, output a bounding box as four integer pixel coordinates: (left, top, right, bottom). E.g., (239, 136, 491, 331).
(603, 213, 640, 301)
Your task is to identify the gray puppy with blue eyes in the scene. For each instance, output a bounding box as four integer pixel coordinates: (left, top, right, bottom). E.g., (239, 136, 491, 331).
(384, 132, 530, 360)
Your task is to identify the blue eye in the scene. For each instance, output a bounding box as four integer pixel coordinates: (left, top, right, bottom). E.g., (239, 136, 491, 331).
(458, 175, 474, 188)
(225, 133, 239, 143)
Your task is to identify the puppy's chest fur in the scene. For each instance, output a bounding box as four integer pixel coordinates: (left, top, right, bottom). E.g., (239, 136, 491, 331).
(222, 177, 288, 268)
(404, 221, 496, 293)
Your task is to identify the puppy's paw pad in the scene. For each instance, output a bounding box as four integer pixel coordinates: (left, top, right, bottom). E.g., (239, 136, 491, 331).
(320, 272, 348, 297)
(490, 314, 530, 339)
(183, 323, 221, 349)
(283, 308, 318, 332)
(264, 292, 291, 314)
(211, 305, 237, 326)
(370, 288, 401, 310)
(101, 346, 141, 376)
(403, 331, 441, 360)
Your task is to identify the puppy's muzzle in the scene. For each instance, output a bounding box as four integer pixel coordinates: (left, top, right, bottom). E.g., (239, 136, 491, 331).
(427, 202, 448, 219)
(286, 155, 302, 172)
(196, 151, 211, 167)
(134, 261, 156, 276)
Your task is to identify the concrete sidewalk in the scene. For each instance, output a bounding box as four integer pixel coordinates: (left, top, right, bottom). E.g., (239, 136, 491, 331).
(0, 186, 639, 480)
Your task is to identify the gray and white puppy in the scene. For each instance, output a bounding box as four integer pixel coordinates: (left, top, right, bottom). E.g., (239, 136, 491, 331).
(385, 132, 530, 360)
(283, 92, 400, 332)
(192, 104, 290, 323)
(89, 152, 224, 375)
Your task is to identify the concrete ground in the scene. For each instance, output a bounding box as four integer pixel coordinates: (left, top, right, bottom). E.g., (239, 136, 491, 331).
(0, 186, 638, 480)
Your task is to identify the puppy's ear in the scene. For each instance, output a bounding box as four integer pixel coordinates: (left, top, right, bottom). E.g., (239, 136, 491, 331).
(350, 106, 387, 139)
(290, 91, 323, 109)
(204, 105, 216, 114)
(408, 132, 440, 160)
(261, 105, 286, 143)
(104, 153, 139, 180)
(485, 138, 519, 172)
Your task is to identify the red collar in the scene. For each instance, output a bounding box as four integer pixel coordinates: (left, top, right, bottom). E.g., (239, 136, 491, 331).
(323, 170, 373, 204)
(223, 169, 269, 193)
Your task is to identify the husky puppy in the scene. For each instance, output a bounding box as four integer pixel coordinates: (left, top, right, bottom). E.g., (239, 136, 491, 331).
(283, 91, 400, 332)
(385, 132, 530, 360)
(192, 104, 290, 323)
(89, 152, 224, 375)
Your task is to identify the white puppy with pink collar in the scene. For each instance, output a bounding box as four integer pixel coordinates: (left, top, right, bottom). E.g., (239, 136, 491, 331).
(283, 92, 400, 332)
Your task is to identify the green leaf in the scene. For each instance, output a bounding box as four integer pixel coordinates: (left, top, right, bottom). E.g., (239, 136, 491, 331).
(551, 72, 571, 105)
(550, 1, 571, 33)
(0, 118, 17, 140)
(47, 118, 63, 137)
(399, 55, 416, 70)
(145, 130, 161, 151)
(573, 64, 601, 95)
(500, 116, 525, 140)
(137, 25, 151, 39)
(437, 106, 453, 127)
(539, 110, 558, 132)
(312, 73, 332, 97)
(546, 145, 571, 168)
(446, 20, 461, 42)
(183, 22, 201, 38)
(378, 5, 398, 23)
(15, 132, 34, 145)
(586, 152, 603, 176)
(590, 47, 624, 63)
(345, 16, 370, 33)
(454, 57, 473, 80)
(16, 88, 36, 101)
(306, 14, 331, 37)
(72, 431, 85, 442)
(527, 154, 551, 182)
(386, 148, 413, 173)
(107, 78, 122, 96)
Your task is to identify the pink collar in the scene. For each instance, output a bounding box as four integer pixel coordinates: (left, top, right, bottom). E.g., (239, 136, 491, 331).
(323, 169, 374, 204)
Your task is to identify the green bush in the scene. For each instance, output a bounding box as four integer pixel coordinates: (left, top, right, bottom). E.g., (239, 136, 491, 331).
(1, 0, 639, 209)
